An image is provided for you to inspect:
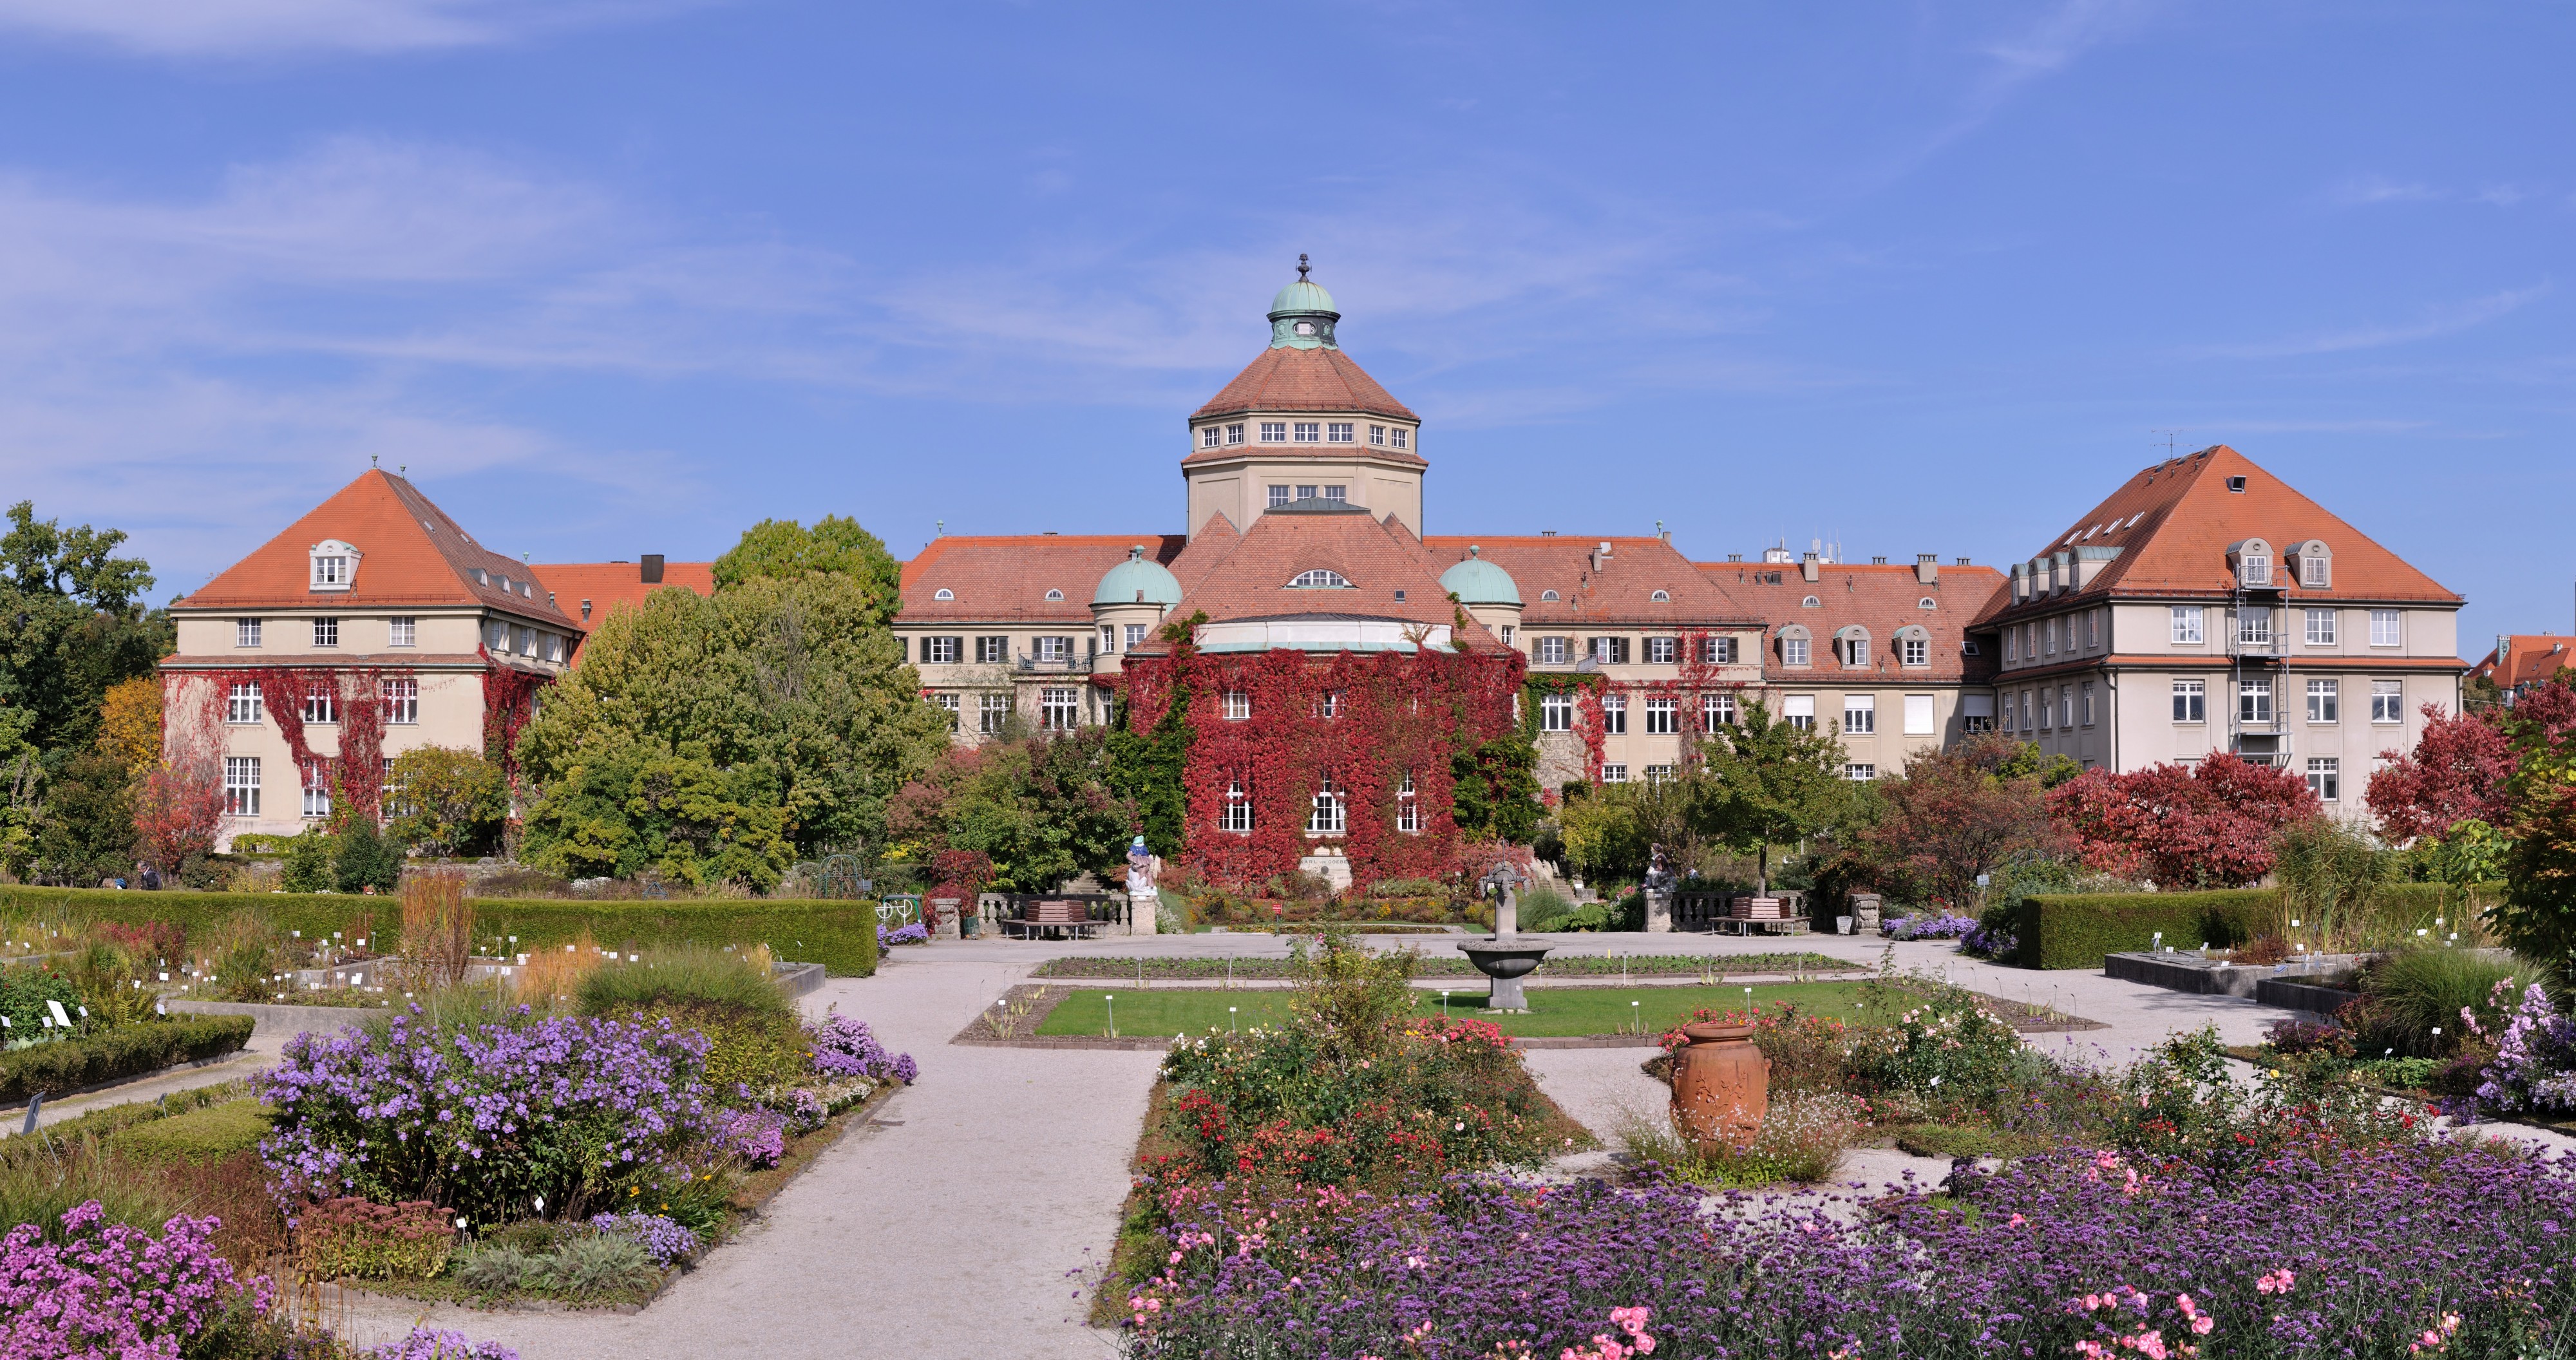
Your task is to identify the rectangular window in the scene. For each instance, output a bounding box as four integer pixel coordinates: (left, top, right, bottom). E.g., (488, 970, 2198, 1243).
(1396, 771, 1420, 833)
(925, 636, 961, 665)
(383, 677, 418, 725)
(1784, 695, 1815, 731)
(1326, 422, 1354, 443)
(1316, 691, 1343, 719)
(2302, 554, 2329, 587)
(226, 683, 263, 725)
(1703, 693, 1736, 728)
(1783, 636, 1810, 666)
(2307, 678, 2339, 722)
(1900, 636, 1928, 666)
(1041, 687, 1080, 731)
(2020, 690, 2034, 731)
(2087, 611, 2100, 649)
(936, 693, 960, 733)
(1500, 626, 1515, 647)
(1267, 484, 1291, 507)
(313, 617, 339, 648)
(1293, 422, 1321, 443)
(1589, 637, 1630, 665)
(1124, 623, 1148, 650)
(1540, 692, 1574, 732)
(303, 688, 338, 724)
(1224, 690, 1251, 721)
(2242, 554, 2270, 587)
(2305, 609, 2337, 646)
(1321, 485, 1346, 502)
(2240, 679, 2274, 724)
(2307, 757, 2340, 802)
(1389, 427, 1408, 448)
(2044, 619, 2058, 656)
(1844, 695, 1875, 733)
(1904, 693, 1935, 735)
(2060, 686, 2075, 730)
(1643, 764, 1674, 784)
(1227, 423, 1245, 446)
(976, 636, 1009, 664)
(1645, 636, 1676, 665)
(1221, 779, 1253, 833)
(2239, 610, 2271, 647)
(2370, 609, 2402, 647)
(301, 764, 332, 820)
(236, 618, 261, 647)
(2005, 629, 2018, 663)
(1701, 636, 1737, 665)
(1835, 636, 1864, 667)
(978, 693, 1010, 735)
(223, 757, 260, 816)
(2371, 679, 2404, 723)
(1532, 636, 1567, 665)
(2081, 682, 2096, 726)
(2172, 606, 2204, 645)
(1599, 764, 1628, 784)
(2036, 689, 2052, 731)
(1260, 421, 1287, 442)
(1099, 628, 1115, 658)
(1036, 636, 1072, 663)
(1294, 484, 1318, 501)
(2172, 679, 2205, 723)
(1368, 424, 1386, 446)
(1307, 775, 1345, 834)
(1200, 426, 1222, 449)
(1843, 763, 1877, 781)
(1643, 696, 1677, 734)
(312, 555, 349, 587)
(1599, 694, 1627, 734)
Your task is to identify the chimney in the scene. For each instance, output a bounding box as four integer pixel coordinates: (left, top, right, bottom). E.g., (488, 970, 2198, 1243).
(1915, 553, 1938, 585)
(641, 554, 665, 584)
(1592, 541, 1613, 572)
(1800, 551, 1821, 584)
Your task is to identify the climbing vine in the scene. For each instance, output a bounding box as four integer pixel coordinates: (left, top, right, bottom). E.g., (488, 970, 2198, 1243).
(481, 661, 551, 783)
(242, 666, 407, 826)
(1517, 630, 1758, 784)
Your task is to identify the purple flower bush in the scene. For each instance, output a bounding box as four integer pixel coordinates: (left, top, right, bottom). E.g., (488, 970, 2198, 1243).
(807, 1013, 918, 1086)
(2471, 982, 2576, 1117)
(255, 1006, 714, 1223)
(0, 1202, 260, 1359)
(1959, 920, 2017, 959)
(590, 1212, 699, 1266)
(878, 922, 928, 949)
(1124, 1141, 2576, 1359)
(1888, 911, 1980, 941)
(362, 1327, 522, 1359)
(714, 1107, 788, 1169)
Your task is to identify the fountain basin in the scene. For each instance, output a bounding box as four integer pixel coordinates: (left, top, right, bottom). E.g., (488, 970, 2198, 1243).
(1456, 940, 1553, 1013)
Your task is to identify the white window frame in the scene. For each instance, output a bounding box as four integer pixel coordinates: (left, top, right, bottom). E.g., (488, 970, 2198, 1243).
(236, 618, 261, 648)
(2371, 679, 2404, 724)
(1201, 426, 1221, 449)
(1643, 696, 1677, 734)
(1702, 693, 1736, 729)
(1598, 764, 1628, 784)
(313, 617, 339, 648)
(1036, 636, 1073, 664)
(1221, 779, 1253, 833)
(2081, 682, 2096, 726)
(1645, 636, 1677, 665)
(1041, 687, 1080, 732)
(2304, 609, 2336, 647)
(1124, 623, 1148, 650)
(1267, 485, 1291, 507)
(1904, 693, 1935, 735)
(1536, 636, 1568, 665)
(1321, 485, 1346, 502)
(1783, 694, 1815, 731)
(1389, 427, 1408, 448)
(1260, 421, 1287, 443)
(2172, 606, 2204, 645)
(1843, 695, 1875, 733)
(978, 692, 1010, 735)
(1307, 774, 1346, 835)
(1368, 424, 1386, 446)
(302, 686, 338, 725)
(1226, 423, 1245, 446)
(2301, 553, 2329, 587)
(383, 677, 419, 726)
(1293, 421, 1321, 444)
(2306, 757, 2340, 802)
(1539, 692, 1574, 732)
(1900, 636, 1928, 667)
(935, 693, 960, 733)
(223, 757, 261, 816)
(924, 636, 961, 665)
(2239, 610, 2271, 647)
(1843, 763, 1876, 782)
(301, 764, 332, 820)
(2306, 678, 2338, 723)
(1841, 634, 1870, 667)
(1289, 569, 1350, 589)
(1782, 636, 1810, 667)
(2172, 679, 2204, 724)
(1224, 690, 1251, 721)
(1599, 693, 1627, 735)
(1701, 636, 1736, 665)
(1326, 422, 1354, 444)
(2370, 609, 2403, 648)
(2240, 679, 2274, 724)
(1396, 771, 1420, 834)
(226, 682, 264, 725)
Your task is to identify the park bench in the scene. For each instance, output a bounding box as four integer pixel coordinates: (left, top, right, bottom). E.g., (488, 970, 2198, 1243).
(1006, 899, 1097, 941)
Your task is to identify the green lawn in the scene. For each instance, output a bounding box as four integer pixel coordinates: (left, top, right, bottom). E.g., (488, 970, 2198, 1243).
(1034, 981, 1883, 1039)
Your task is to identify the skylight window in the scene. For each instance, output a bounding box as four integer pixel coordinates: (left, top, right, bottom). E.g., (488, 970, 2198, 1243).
(1289, 569, 1351, 589)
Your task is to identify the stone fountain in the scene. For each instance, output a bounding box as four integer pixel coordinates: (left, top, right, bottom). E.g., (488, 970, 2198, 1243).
(1456, 861, 1553, 1013)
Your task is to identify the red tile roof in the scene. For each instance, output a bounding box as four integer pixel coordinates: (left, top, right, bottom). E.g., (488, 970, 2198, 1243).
(175, 470, 578, 628)
(1705, 561, 2005, 683)
(1973, 445, 2458, 626)
(1189, 346, 1420, 430)
(1425, 536, 1759, 627)
(2472, 635, 2576, 689)
(1151, 505, 1503, 650)
(897, 534, 1185, 624)
(530, 562, 714, 636)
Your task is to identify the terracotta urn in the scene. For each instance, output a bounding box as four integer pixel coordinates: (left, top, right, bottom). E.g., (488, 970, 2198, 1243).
(1670, 1022, 1769, 1149)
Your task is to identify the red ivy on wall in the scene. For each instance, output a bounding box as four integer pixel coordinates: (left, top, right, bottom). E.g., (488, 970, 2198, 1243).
(1530, 631, 1757, 783)
(481, 660, 551, 783)
(245, 666, 406, 826)
(1122, 643, 1524, 889)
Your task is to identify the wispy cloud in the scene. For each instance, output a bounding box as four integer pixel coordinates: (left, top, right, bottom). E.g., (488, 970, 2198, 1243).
(0, 0, 706, 57)
(2332, 174, 2440, 205)
(2192, 285, 2550, 359)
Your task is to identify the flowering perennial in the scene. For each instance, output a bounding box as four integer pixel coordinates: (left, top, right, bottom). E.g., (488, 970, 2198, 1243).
(806, 1013, 918, 1086)
(0, 1202, 259, 1360)
(589, 1213, 699, 1266)
(363, 1326, 522, 1359)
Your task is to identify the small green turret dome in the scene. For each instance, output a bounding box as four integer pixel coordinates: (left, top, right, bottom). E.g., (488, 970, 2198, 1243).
(1267, 254, 1341, 350)
(1439, 547, 1521, 607)
(1269, 278, 1337, 317)
(1094, 546, 1184, 607)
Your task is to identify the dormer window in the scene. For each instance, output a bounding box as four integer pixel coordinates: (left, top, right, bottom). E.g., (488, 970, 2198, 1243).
(1044, 589, 1065, 601)
(1802, 595, 1821, 608)
(308, 539, 360, 592)
(1918, 597, 1937, 610)
(2228, 538, 2274, 589)
(2291, 540, 2333, 589)
(1288, 569, 1350, 589)
(1649, 590, 1671, 602)
(934, 589, 954, 601)
(1539, 590, 1560, 602)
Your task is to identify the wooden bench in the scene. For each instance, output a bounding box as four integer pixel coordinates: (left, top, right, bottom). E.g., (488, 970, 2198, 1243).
(1006, 900, 1097, 941)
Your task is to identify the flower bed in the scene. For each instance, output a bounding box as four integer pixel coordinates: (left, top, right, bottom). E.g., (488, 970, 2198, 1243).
(1121, 1140, 2576, 1359)
(1885, 910, 1978, 941)
(1031, 952, 1851, 981)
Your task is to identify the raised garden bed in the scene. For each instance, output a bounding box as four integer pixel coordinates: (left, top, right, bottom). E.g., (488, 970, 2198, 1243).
(2103, 949, 2362, 997)
(2253, 977, 2362, 1014)
(0, 1014, 256, 1106)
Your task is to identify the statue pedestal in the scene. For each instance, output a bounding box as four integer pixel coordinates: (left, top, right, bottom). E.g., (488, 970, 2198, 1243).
(1645, 887, 1674, 933)
(1128, 891, 1158, 937)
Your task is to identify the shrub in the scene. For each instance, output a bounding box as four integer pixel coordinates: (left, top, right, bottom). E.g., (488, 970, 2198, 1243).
(2357, 947, 2526, 1057)
(280, 827, 334, 893)
(2467, 982, 2576, 1118)
(590, 1211, 697, 1265)
(0, 962, 84, 1034)
(334, 818, 402, 894)
(0, 1014, 254, 1104)
(2114, 1026, 2420, 1180)
(1886, 911, 1977, 941)
(109, 1098, 271, 1167)
(1656, 1003, 1852, 1097)
(298, 1196, 458, 1281)
(576, 945, 802, 1097)
(363, 1328, 521, 1360)
(256, 1008, 714, 1223)
(0, 1201, 254, 1357)
(538, 1232, 660, 1297)
(0, 1133, 189, 1245)
(1283, 929, 1418, 1057)
(805, 1013, 918, 1085)
(449, 1242, 535, 1294)
(1617, 1091, 1859, 1187)
(399, 871, 474, 990)
(2014, 889, 2269, 969)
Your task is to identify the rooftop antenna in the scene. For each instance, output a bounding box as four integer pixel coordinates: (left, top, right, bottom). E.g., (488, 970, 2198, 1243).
(1297, 254, 1311, 281)
(2150, 428, 2182, 458)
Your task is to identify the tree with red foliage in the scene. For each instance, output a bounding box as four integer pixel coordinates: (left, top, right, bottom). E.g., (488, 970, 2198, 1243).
(1857, 733, 2072, 909)
(132, 759, 225, 878)
(2049, 752, 2319, 889)
(2364, 703, 2515, 843)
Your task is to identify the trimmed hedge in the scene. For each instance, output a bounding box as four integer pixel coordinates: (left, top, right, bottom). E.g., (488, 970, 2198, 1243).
(0, 886, 879, 978)
(0, 1014, 256, 1104)
(2014, 882, 2503, 970)
(111, 1098, 274, 1166)
(2015, 890, 2271, 970)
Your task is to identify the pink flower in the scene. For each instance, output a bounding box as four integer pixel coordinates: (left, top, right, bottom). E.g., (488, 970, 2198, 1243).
(2009, 1214, 2028, 1227)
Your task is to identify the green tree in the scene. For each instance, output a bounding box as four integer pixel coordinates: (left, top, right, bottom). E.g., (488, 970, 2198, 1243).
(1106, 686, 1190, 858)
(0, 502, 169, 764)
(281, 827, 335, 892)
(1452, 733, 1541, 844)
(333, 817, 402, 894)
(886, 729, 1135, 892)
(385, 746, 508, 858)
(1692, 698, 1854, 894)
(522, 741, 795, 889)
(28, 750, 134, 885)
(711, 516, 904, 626)
(515, 571, 945, 869)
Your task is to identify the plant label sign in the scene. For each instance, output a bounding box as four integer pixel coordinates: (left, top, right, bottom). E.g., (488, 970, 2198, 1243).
(44, 1001, 71, 1029)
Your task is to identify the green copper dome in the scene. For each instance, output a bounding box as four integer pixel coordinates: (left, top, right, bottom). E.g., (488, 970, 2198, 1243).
(1267, 254, 1341, 350)
(1094, 546, 1184, 607)
(1439, 548, 1521, 607)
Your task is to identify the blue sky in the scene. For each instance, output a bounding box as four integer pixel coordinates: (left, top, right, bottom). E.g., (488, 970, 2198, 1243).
(1, 1, 2567, 656)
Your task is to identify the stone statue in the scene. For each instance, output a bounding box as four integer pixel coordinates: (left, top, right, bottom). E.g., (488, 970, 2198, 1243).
(1124, 835, 1162, 936)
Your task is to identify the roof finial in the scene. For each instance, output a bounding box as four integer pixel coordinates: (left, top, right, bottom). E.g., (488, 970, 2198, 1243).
(1297, 253, 1310, 282)
(1468, 545, 1481, 558)
(370, 454, 379, 469)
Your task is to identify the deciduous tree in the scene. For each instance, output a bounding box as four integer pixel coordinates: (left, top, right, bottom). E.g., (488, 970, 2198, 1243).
(1690, 699, 1853, 894)
(384, 746, 507, 858)
(2366, 703, 2515, 843)
(885, 729, 1135, 892)
(1855, 733, 2072, 909)
(710, 516, 903, 627)
(2049, 752, 2318, 889)
(0, 502, 168, 762)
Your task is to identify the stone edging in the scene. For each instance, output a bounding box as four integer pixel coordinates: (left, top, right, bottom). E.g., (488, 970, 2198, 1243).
(167, 998, 387, 1034)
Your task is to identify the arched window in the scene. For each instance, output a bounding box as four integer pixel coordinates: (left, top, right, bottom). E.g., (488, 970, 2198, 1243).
(933, 589, 954, 601)
(1539, 590, 1560, 602)
(1289, 569, 1350, 589)
(1307, 775, 1345, 835)
(1835, 627, 1871, 668)
(1044, 589, 1064, 601)
(1801, 595, 1821, 608)
(1649, 589, 1671, 602)
(1918, 597, 1938, 610)
(1777, 624, 1812, 668)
